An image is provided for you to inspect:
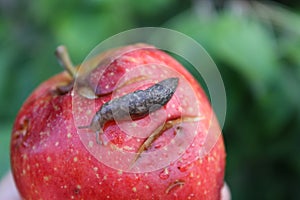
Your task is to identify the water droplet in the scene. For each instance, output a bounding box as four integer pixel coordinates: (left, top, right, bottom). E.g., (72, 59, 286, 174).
(178, 162, 194, 172)
(159, 168, 170, 180)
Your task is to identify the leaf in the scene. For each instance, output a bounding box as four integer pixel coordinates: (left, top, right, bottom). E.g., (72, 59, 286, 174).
(168, 10, 280, 96)
(53, 11, 133, 64)
(253, 1, 300, 35)
(0, 125, 12, 179)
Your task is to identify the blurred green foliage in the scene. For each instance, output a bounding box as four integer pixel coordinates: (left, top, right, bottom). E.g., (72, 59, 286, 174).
(1, 1, 300, 199)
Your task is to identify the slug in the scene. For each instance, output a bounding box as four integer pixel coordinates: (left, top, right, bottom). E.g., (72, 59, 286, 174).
(79, 77, 179, 144)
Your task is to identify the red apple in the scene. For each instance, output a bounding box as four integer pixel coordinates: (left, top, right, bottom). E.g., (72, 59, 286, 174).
(10, 44, 225, 199)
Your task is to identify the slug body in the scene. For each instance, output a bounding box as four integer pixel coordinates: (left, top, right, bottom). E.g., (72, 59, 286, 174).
(86, 77, 179, 144)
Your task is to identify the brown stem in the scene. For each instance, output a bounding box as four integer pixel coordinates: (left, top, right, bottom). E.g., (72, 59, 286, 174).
(55, 45, 76, 78)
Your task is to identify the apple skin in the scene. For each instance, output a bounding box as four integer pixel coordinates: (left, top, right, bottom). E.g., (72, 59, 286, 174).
(10, 44, 225, 200)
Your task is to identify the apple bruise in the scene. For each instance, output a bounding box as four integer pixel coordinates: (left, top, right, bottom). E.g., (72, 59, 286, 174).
(165, 180, 185, 194)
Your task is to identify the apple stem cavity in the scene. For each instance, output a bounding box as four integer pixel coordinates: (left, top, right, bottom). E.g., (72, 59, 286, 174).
(55, 45, 77, 78)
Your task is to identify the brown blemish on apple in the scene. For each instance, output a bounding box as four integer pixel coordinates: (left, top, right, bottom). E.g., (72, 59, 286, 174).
(14, 118, 29, 137)
(165, 180, 185, 194)
(13, 117, 30, 148)
(131, 116, 204, 166)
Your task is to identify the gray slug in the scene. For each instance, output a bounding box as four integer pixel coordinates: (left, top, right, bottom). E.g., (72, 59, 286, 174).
(79, 77, 179, 144)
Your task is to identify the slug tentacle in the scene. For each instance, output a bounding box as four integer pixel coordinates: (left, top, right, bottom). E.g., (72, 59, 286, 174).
(79, 77, 179, 144)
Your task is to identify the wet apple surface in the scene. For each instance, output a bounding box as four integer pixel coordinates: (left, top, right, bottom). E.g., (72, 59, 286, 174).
(11, 44, 225, 200)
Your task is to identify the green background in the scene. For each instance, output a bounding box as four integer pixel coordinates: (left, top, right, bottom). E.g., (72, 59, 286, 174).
(1, 1, 300, 199)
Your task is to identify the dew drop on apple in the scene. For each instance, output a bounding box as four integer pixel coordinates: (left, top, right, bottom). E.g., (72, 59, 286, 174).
(159, 168, 170, 180)
(178, 162, 194, 172)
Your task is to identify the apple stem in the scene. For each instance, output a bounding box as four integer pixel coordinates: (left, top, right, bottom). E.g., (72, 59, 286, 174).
(55, 45, 76, 78)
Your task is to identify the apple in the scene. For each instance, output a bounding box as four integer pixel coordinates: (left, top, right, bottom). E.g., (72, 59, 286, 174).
(10, 44, 225, 199)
